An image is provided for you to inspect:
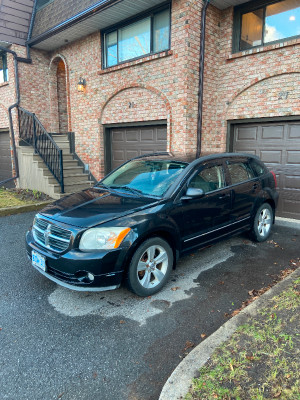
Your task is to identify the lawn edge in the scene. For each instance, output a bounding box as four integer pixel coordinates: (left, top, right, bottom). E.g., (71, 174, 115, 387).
(159, 267, 300, 400)
(0, 201, 52, 217)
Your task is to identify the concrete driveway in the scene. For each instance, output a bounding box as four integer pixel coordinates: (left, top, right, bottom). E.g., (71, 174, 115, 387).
(0, 212, 298, 400)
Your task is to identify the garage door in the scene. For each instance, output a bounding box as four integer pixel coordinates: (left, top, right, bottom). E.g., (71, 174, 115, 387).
(0, 131, 13, 187)
(233, 121, 300, 220)
(110, 125, 167, 171)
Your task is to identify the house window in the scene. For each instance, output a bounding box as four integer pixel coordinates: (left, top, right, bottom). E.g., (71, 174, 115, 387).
(0, 52, 8, 84)
(234, 0, 300, 52)
(104, 6, 170, 68)
(36, 0, 54, 10)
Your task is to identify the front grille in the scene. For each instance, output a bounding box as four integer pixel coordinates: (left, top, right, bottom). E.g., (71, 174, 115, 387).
(33, 217, 72, 253)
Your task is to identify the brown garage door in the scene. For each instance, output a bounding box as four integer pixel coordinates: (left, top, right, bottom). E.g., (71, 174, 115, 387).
(0, 131, 13, 187)
(110, 125, 167, 171)
(233, 121, 300, 220)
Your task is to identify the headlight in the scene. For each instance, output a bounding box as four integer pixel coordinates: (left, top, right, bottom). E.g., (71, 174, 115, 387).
(79, 227, 131, 250)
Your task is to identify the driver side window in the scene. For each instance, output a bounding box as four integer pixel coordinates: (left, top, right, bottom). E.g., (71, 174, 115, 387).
(189, 165, 225, 193)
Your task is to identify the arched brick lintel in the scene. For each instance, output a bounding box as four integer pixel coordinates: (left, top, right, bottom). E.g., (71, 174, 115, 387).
(100, 84, 173, 149)
(226, 71, 300, 120)
(227, 71, 300, 108)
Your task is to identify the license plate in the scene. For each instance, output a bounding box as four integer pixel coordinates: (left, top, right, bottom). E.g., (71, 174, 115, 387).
(32, 250, 46, 272)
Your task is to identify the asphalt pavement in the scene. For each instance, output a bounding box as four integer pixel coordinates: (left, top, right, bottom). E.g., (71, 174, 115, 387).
(0, 212, 299, 400)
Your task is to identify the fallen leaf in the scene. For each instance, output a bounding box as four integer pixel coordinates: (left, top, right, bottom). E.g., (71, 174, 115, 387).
(229, 363, 234, 371)
(183, 340, 195, 351)
(93, 372, 98, 379)
(219, 281, 225, 285)
(246, 355, 255, 361)
(248, 289, 258, 296)
(231, 309, 240, 317)
(201, 333, 207, 339)
(57, 393, 64, 399)
(120, 320, 126, 324)
(171, 287, 180, 291)
(273, 390, 282, 398)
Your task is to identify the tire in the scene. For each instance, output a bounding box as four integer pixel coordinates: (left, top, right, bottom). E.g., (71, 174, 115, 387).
(249, 203, 273, 242)
(127, 237, 173, 297)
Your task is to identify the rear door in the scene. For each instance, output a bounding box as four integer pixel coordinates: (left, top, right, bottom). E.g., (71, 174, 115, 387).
(180, 161, 232, 251)
(225, 159, 260, 226)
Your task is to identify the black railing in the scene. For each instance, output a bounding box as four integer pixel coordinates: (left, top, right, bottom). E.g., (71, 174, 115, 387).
(18, 107, 64, 193)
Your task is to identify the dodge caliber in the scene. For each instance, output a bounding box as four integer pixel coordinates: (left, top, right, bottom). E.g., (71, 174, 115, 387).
(26, 153, 278, 296)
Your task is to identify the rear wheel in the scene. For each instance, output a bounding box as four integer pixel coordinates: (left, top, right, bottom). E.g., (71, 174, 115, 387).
(127, 237, 173, 297)
(249, 203, 273, 242)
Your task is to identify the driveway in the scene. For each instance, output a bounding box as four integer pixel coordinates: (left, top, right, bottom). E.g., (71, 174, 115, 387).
(0, 212, 298, 400)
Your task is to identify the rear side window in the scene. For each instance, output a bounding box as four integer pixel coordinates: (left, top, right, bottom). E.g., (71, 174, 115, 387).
(249, 159, 267, 176)
(227, 162, 255, 185)
(189, 165, 225, 193)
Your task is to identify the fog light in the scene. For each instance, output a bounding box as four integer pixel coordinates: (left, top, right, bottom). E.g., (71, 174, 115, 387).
(75, 271, 95, 283)
(87, 273, 94, 282)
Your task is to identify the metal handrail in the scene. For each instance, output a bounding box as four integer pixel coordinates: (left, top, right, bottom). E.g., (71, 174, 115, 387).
(18, 107, 64, 193)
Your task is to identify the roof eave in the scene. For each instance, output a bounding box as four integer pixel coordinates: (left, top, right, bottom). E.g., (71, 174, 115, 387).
(27, 0, 122, 47)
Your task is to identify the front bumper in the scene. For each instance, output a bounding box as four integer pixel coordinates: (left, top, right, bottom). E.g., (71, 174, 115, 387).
(26, 230, 128, 291)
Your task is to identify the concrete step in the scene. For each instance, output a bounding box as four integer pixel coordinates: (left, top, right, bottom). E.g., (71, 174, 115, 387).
(36, 159, 79, 169)
(48, 174, 90, 185)
(43, 166, 84, 177)
(20, 146, 73, 157)
(52, 181, 94, 194)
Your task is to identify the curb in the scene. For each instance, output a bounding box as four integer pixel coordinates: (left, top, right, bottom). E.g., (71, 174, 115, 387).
(276, 216, 300, 228)
(0, 201, 52, 217)
(159, 267, 300, 400)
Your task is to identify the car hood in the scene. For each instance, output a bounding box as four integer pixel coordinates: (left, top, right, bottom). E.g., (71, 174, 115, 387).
(40, 188, 159, 228)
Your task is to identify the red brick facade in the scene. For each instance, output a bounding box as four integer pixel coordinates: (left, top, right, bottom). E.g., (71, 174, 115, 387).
(1, 0, 300, 181)
(202, 5, 300, 152)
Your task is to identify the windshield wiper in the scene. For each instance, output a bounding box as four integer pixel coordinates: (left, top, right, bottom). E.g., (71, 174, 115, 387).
(95, 183, 110, 190)
(110, 185, 144, 197)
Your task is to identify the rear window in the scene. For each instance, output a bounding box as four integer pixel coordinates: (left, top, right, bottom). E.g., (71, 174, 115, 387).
(249, 158, 268, 176)
(227, 162, 255, 185)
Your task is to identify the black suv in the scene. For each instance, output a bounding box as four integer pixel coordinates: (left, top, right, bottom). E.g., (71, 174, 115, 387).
(26, 153, 278, 296)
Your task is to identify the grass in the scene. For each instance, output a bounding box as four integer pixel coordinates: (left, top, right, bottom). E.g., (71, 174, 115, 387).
(0, 187, 50, 209)
(186, 276, 300, 400)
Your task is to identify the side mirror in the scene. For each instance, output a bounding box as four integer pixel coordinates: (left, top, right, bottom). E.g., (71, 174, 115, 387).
(181, 187, 205, 201)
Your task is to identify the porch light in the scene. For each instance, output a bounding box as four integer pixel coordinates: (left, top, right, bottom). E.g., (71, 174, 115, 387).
(77, 77, 86, 92)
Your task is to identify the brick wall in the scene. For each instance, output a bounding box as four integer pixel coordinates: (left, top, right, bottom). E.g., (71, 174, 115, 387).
(3, 1, 300, 184)
(13, 0, 204, 180)
(201, 5, 300, 152)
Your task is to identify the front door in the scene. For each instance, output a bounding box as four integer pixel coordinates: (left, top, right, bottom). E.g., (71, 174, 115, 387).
(180, 162, 232, 251)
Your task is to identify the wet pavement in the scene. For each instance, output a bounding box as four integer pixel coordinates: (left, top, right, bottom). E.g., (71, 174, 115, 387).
(0, 212, 298, 400)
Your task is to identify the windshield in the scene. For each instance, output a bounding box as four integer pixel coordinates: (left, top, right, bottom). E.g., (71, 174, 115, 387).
(100, 159, 188, 197)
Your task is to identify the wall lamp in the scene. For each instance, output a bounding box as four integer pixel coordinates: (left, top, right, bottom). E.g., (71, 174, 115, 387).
(77, 77, 86, 92)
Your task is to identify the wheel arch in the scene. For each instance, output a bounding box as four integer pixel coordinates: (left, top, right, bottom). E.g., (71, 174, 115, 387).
(122, 228, 180, 280)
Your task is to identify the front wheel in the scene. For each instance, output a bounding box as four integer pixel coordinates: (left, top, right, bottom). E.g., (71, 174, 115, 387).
(127, 237, 173, 297)
(249, 203, 273, 242)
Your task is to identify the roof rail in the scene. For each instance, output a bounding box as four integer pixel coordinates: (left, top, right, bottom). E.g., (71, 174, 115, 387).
(132, 152, 173, 160)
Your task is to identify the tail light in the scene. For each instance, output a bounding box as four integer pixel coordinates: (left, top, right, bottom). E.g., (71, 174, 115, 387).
(270, 171, 277, 188)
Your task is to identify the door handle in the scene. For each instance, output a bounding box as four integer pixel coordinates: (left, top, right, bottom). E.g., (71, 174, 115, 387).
(219, 193, 230, 199)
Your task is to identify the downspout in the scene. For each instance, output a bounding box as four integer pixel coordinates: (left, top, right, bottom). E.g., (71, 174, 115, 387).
(26, 0, 38, 60)
(0, 46, 20, 185)
(196, 0, 210, 158)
